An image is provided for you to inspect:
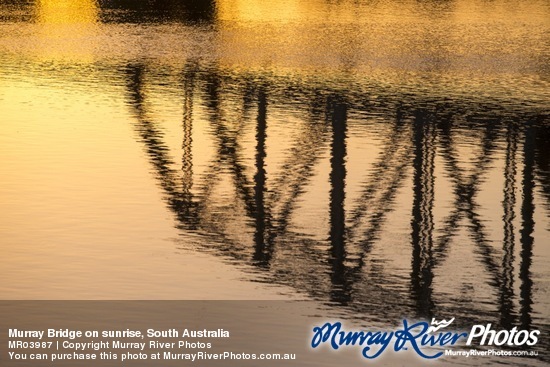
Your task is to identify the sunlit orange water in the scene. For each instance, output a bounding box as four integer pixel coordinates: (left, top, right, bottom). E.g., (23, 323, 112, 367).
(0, 0, 549, 364)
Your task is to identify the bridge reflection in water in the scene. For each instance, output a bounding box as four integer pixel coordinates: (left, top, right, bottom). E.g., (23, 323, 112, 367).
(123, 62, 549, 345)
(1, 0, 549, 363)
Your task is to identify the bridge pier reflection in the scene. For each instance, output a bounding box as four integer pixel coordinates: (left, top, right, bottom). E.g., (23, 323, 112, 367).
(328, 96, 350, 304)
(520, 123, 535, 330)
(180, 61, 197, 228)
(410, 109, 436, 318)
(253, 88, 272, 267)
(500, 121, 518, 329)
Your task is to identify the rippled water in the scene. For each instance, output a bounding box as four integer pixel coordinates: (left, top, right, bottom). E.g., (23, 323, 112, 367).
(0, 0, 549, 364)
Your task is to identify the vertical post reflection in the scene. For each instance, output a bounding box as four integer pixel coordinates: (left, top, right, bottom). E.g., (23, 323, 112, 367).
(520, 124, 535, 329)
(253, 88, 272, 266)
(410, 109, 435, 317)
(328, 96, 350, 304)
(500, 121, 518, 328)
(181, 62, 196, 225)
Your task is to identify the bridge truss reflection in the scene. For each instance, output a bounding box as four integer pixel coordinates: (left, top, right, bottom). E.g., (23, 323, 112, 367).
(123, 62, 549, 353)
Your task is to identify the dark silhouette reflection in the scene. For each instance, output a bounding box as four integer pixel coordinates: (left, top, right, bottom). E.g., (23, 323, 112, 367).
(347, 107, 412, 252)
(123, 63, 549, 361)
(180, 61, 197, 225)
(125, 62, 199, 229)
(327, 96, 351, 304)
(500, 121, 518, 329)
(520, 124, 535, 330)
(410, 109, 435, 318)
(266, 90, 331, 236)
(98, 0, 216, 24)
(253, 88, 273, 267)
(534, 123, 550, 219)
(200, 71, 257, 224)
(434, 111, 502, 288)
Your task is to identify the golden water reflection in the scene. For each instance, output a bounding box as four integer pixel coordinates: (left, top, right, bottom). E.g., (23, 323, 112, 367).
(0, 0, 546, 100)
(31, 0, 100, 61)
(0, 0, 549, 364)
(36, 0, 98, 24)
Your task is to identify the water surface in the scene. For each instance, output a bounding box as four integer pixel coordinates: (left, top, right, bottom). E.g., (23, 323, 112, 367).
(0, 0, 549, 364)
